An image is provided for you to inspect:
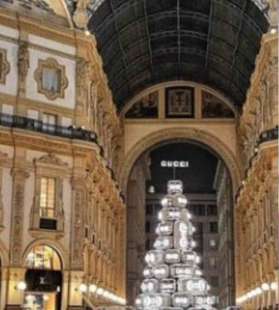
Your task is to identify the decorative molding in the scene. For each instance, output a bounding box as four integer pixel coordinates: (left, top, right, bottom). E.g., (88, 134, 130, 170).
(76, 58, 91, 113)
(10, 168, 30, 265)
(18, 41, 30, 97)
(35, 153, 68, 168)
(0, 48, 10, 84)
(73, 0, 91, 29)
(34, 57, 68, 100)
(0, 167, 4, 230)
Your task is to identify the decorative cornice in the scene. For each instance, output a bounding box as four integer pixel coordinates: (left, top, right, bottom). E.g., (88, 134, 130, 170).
(35, 153, 68, 167)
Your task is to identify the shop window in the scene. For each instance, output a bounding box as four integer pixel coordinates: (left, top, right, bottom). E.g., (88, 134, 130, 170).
(24, 245, 62, 310)
(39, 177, 56, 219)
(26, 245, 61, 270)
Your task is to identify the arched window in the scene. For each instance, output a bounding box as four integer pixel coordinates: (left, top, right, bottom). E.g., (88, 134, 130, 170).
(26, 245, 62, 271)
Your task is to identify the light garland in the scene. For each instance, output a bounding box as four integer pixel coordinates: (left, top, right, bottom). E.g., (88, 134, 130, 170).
(79, 283, 126, 305)
(236, 282, 278, 305)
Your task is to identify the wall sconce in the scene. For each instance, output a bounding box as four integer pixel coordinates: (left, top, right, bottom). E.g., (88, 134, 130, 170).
(261, 283, 270, 291)
(89, 284, 97, 293)
(16, 281, 27, 291)
(96, 288, 104, 296)
(79, 284, 88, 293)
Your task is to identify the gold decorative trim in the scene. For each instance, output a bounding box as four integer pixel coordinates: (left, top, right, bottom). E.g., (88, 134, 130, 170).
(0, 48, 10, 84)
(34, 57, 68, 100)
(36, 153, 69, 168)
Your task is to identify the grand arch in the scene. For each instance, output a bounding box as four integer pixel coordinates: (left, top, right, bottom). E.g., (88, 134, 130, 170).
(120, 127, 242, 196)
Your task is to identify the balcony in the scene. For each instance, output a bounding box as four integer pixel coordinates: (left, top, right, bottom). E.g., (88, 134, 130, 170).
(0, 112, 97, 144)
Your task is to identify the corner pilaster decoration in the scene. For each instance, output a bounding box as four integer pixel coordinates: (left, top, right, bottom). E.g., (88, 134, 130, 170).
(18, 41, 29, 96)
(0, 48, 10, 84)
(10, 168, 30, 266)
(71, 177, 86, 270)
(34, 57, 68, 100)
(89, 80, 99, 127)
(0, 151, 8, 230)
(30, 154, 68, 234)
(73, 0, 91, 29)
(76, 58, 91, 113)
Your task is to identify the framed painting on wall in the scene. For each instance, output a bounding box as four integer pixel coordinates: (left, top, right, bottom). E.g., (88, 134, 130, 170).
(165, 87, 194, 118)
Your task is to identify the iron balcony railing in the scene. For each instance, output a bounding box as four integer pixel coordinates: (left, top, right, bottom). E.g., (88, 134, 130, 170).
(0, 112, 97, 144)
(259, 126, 278, 144)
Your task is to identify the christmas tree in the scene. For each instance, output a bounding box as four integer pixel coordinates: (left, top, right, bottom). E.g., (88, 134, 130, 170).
(135, 180, 217, 310)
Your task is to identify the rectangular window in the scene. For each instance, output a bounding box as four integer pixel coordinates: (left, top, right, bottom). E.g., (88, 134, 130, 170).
(209, 222, 218, 233)
(210, 276, 219, 287)
(209, 239, 218, 249)
(209, 257, 217, 268)
(207, 204, 218, 216)
(43, 113, 57, 125)
(42, 67, 61, 93)
(193, 204, 206, 216)
(42, 113, 57, 133)
(39, 177, 56, 219)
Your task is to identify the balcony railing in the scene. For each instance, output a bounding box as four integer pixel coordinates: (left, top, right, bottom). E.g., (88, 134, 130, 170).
(0, 113, 97, 144)
(259, 126, 278, 144)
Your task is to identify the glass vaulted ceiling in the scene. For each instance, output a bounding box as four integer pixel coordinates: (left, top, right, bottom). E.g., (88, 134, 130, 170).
(88, 0, 269, 111)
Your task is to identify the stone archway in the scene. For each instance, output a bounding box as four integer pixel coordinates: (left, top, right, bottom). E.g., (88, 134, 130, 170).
(22, 239, 68, 270)
(120, 127, 242, 197)
(122, 126, 242, 305)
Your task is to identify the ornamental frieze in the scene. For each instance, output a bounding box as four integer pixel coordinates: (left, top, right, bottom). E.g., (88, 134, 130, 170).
(0, 48, 10, 84)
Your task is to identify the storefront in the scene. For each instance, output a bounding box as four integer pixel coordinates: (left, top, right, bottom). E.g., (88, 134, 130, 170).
(23, 245, 62, 310)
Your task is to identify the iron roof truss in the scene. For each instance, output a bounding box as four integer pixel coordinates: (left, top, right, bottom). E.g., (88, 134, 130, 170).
(89, 0, 269, 111)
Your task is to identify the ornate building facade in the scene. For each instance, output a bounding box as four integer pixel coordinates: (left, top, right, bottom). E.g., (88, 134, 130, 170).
(235, 30, 278, 309)
(0, 0, 278, 309)
(0, 1, 125, 309)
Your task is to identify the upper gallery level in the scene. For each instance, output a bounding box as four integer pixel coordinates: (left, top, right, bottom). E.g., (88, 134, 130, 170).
(0, 1, 123, 176)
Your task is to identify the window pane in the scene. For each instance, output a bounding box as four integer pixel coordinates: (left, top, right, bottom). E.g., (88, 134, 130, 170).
(42, 67, 60, 92)
(39, 177, 56, 219)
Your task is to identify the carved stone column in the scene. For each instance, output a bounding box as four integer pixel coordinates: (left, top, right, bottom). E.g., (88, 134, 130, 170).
(71, 177, 86, 270)
(10, 168, 29, 266)
(17, 41, 29, 99)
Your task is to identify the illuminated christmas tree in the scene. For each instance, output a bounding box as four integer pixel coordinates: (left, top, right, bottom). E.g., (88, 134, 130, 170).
(135, 180, 217, 310)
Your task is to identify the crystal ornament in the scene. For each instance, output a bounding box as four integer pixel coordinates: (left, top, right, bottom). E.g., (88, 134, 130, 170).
(135, 180, 217, 309)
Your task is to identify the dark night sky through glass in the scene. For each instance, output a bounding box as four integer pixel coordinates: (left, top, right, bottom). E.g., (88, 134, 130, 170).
(149, 143, 218, 194)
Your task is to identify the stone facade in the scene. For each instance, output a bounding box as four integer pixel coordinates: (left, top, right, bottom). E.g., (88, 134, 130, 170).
(235, 32, 278, 309)
(0, 2, 125, 309)
(0, 1, 278, 309)
(214, 162, 235, 308)
(126, 155, 151, 305)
